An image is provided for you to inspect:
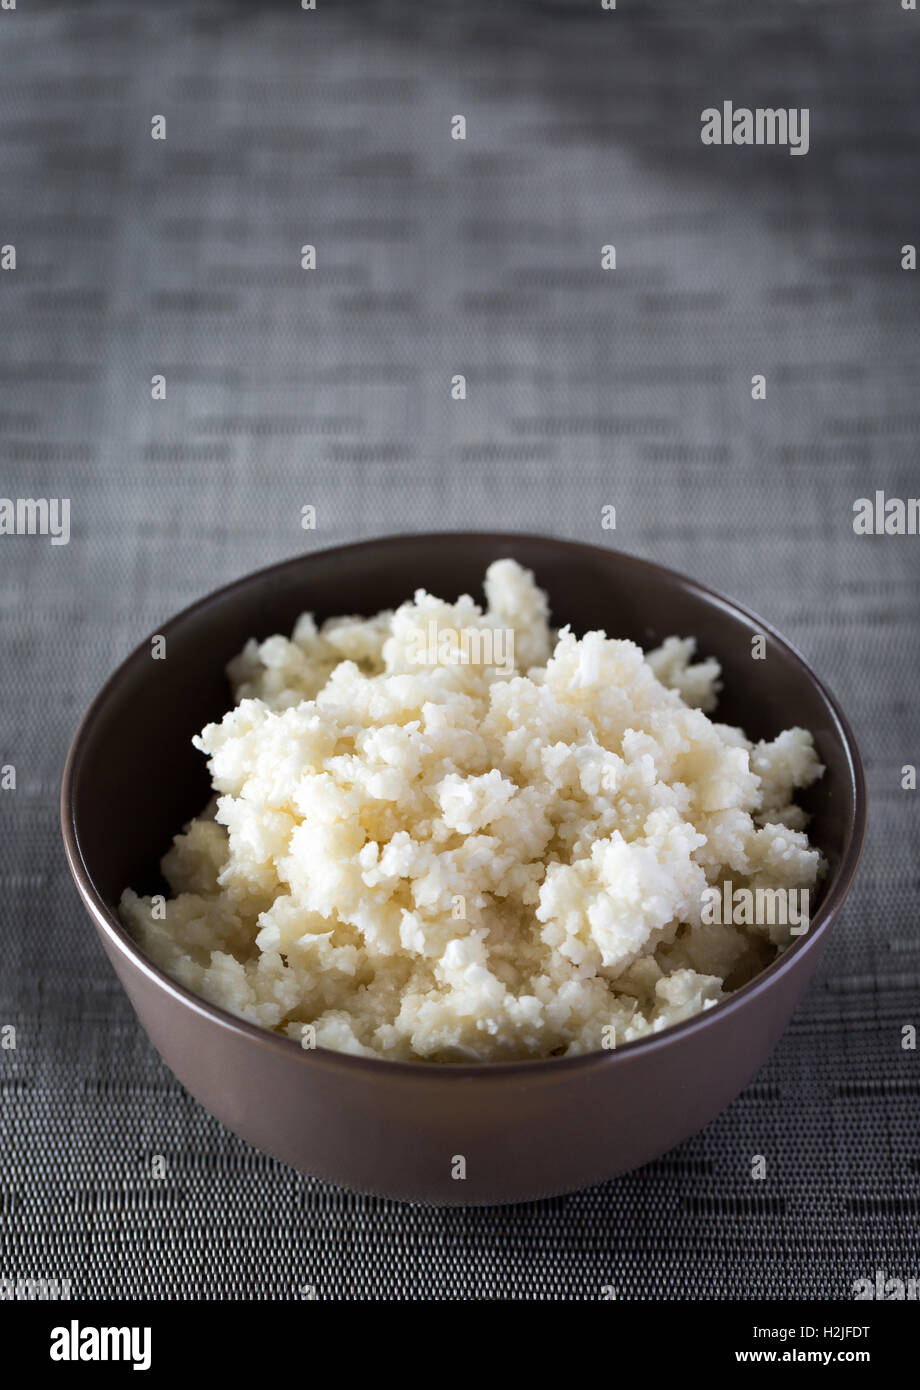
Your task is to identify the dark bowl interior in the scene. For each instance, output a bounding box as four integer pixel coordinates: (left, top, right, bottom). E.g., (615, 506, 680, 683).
(68, 532, 862, 1019)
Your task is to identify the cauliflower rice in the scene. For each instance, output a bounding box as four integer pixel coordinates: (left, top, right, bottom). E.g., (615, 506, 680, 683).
(120, 559, 824, 1063)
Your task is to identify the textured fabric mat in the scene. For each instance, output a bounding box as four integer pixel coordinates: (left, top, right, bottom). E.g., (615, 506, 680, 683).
(1, 0, 918, 1299)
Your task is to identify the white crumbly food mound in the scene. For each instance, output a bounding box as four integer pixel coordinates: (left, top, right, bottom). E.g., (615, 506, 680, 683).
(121, 560, 824, 1063)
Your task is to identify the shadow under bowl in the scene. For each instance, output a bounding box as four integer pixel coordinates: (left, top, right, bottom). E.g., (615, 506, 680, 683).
(61, 533, 866, 1205)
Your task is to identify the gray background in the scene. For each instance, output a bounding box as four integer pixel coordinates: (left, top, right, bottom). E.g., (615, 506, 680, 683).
(1, 0, 918, 1298)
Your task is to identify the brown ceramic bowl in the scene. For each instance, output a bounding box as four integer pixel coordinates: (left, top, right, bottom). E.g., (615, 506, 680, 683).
(61, 533, 866, 1205)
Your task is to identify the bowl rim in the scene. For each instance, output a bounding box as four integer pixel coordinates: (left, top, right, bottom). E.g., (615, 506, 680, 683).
(60, 530, 867, 1082)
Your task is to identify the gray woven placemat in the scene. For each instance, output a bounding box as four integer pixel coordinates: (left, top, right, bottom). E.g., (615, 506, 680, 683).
(1, 0, 917, 1299)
